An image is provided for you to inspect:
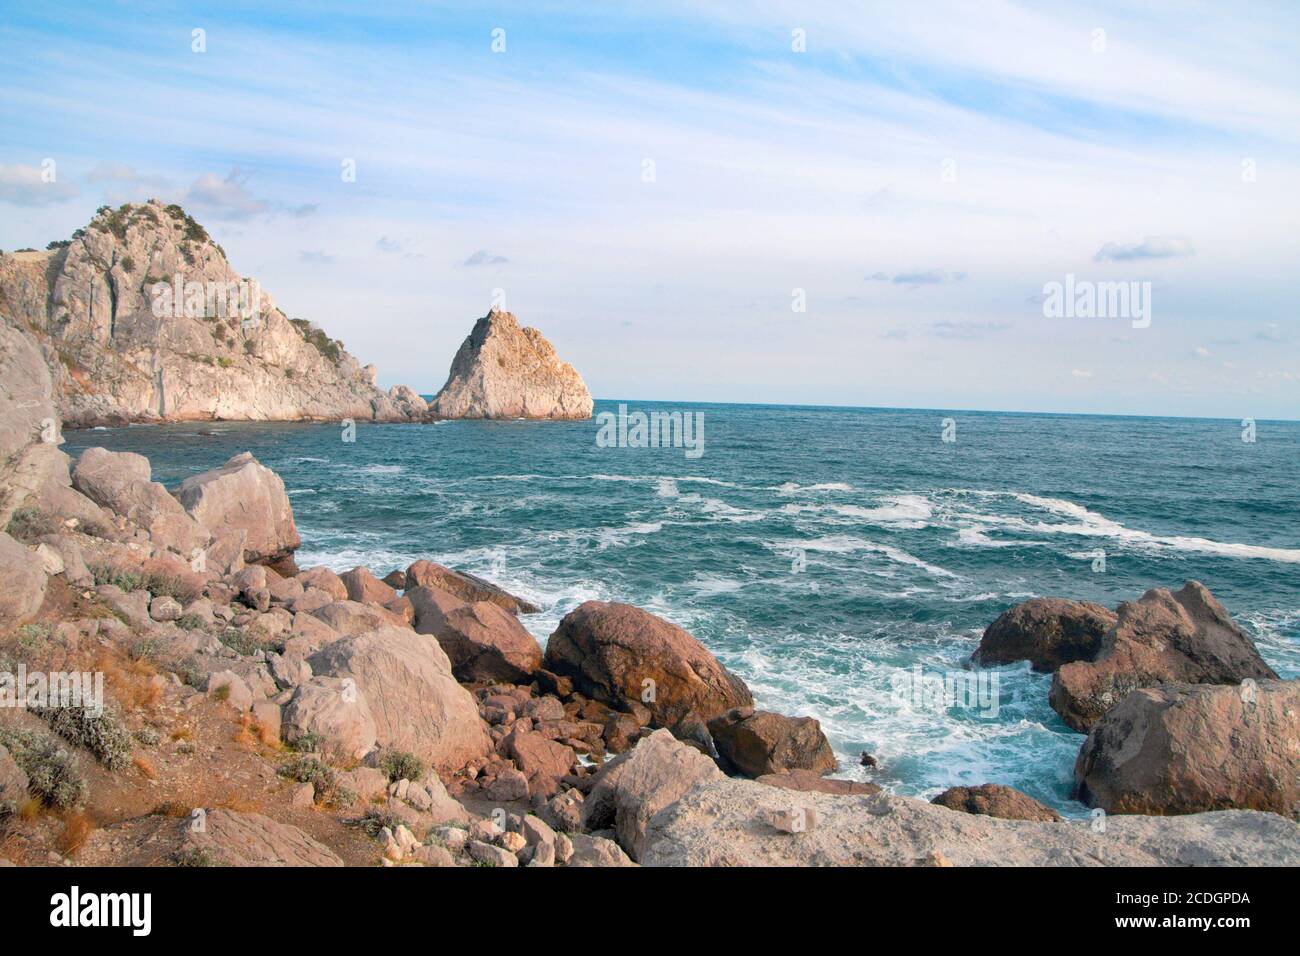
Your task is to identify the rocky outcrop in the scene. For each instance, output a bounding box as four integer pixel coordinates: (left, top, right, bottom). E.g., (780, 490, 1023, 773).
(543, 601, 753, 732)
(177, 808, 343, 866)
(640, 774, 1300, 867)
(1074, 680, 1300, 818)
(176, 452, 300, 565)
(405, 559, 540, 614)
(707, 707, 837, 778)
(0, 532, 45, 626)
(408, 585, 542, 683)
(931, 784, 1062, 822)
(972, 598, 1115, 672)
(583, 729, 725, 861)
(429, 310, 592, 420)
(1049, 582, 1277, 731)
(756, 770, 880, 795)
(308, 626, 491, 772)
(281, 677, 379, 760)
(72, 447, 209, 557)
(0, 201, 421, 426)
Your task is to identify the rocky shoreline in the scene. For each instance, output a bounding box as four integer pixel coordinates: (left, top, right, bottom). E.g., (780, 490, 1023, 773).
(1, 295, 1297, 866)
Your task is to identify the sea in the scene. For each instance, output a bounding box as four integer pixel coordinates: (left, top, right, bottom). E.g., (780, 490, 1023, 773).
(63, 401, 1300, 815)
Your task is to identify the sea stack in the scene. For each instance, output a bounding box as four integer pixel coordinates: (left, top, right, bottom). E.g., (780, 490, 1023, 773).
(430, 309, 593, 420)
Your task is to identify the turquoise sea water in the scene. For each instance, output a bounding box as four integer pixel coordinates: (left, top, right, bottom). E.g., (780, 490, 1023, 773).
(64, 402, 1300, 815)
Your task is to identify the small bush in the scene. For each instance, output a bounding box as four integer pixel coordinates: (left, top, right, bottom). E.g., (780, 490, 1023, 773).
(5, 506, 59, 542)
(36, 703, 133, 771)
(175, 613, 207, 631)
(90, 563, 143, 593)
(218, 627, 259, 657)
(289, 731, 323, 754)
(217, 356, 234, 368)
(278, 755, 352, 807)
(134, 727, 161, 747)
(379, 750, 425, 784)
(172, 847, 219, 867)
(0, 726, 88, 809)
(352, 807, 403, 837)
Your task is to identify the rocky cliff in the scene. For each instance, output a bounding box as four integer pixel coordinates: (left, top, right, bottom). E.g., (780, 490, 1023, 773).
(0, 200, 424, 427)
(430, 310, 592, 420)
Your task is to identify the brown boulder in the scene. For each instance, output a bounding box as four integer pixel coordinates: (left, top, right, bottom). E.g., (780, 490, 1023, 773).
(406, 558, 540, 614)
(340, 566, 398, 606)
(931, 784, 1062, 822)
(707, 707, 837, 778)
(1074, 680, 1300, 818)
(1050, 581, 1277, 731)
(297, 566, 348, 602)
(502, 728, 575, 797)
(543, 601, 753, 731)
(409, 585, 542, 683)
(972, 598, 1115, 672)
(309, 599, 407, 636)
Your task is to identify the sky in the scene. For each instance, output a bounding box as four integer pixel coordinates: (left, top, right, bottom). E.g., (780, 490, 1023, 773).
(1, 1, 1297, 419)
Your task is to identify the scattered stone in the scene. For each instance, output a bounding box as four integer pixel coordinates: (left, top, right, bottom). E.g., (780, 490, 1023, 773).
(931, 784, 1062, 822)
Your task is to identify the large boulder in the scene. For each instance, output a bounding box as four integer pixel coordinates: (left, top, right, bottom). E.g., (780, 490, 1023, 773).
(71, 447, 209, 555)
(406, 559, 540, 614)
(281, 676, 379, 760)
(931, 784, 1062, 822)
(339, 566, 397, 606)
(309, 600, 406, 636)
(176, 452, 300, 564)
(308, 626, 491, 772)
(972, 598, 1115, 672)
(409, 585, 542, 683)
(1074, 680, 1300, 818)
(0, 532, 45, 626)
(583, 729, 725, 861)
(543, 601, 753, 731)
(501, 727, 575, 798)
(178, 808, 343, 866)
(707, 707, 837, 778)
(1049, 582, 1277, 731)
(428, 309, 593, 421)
(640, 778, 1300, 866)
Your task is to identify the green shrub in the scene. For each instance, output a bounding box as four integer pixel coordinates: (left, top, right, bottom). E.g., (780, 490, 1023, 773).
(352, 807, 403, 837)
(0, 725, 88, 809)
(378, 750, 425, 784)
(278, 755, 353, 807)
(175, 614, 207, 631)
(172, 847, 219, 867)
(5, 506, 59, 542)
(36, 702, 133, 771)
(218, 627, 259, 657)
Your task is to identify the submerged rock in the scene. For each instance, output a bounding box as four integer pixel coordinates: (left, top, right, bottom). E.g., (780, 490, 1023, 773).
(429, 309, 592, 420)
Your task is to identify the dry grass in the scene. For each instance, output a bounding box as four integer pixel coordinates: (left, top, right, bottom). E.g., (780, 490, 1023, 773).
(56, 811, 94, 857)
(133, 756, 157, 780)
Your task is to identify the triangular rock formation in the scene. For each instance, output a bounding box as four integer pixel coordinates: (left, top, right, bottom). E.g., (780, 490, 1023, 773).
(430, 310, 592, 419)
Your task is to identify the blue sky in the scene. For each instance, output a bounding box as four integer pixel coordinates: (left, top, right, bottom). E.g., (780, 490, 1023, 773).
(1, 1, 1297, 418)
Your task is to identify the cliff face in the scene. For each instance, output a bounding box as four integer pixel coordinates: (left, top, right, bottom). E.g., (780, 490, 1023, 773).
(431, 310, 592, 420)
(0, 200, 422, 426)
